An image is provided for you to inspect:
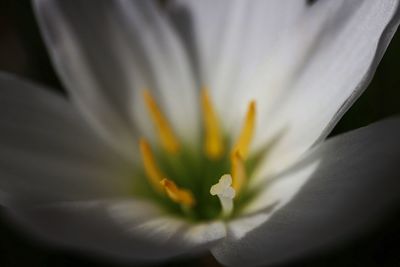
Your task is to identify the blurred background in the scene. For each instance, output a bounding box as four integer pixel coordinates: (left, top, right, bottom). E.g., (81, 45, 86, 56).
(1, 1, 400, 266)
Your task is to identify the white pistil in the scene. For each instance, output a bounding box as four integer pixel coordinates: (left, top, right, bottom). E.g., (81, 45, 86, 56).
(210, 174, 236, 217)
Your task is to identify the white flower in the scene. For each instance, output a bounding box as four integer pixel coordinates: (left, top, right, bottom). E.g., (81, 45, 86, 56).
(0, 0, 400, 266)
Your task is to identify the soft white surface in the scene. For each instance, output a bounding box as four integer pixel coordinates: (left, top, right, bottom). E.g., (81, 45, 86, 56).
(33, 0, 200, 157)
(170, 0, 400, 180)
(212, 118, 400, 267)
(0, 73, 133, 204)
(0, 73, 225, 261)
(9, 199, 225, 262)
(15, 0, 400, 264)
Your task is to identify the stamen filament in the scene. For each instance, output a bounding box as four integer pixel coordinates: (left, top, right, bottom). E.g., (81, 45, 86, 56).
(139, 139, 164, 192)
(232, 101, 256, 159)
(160, 178, 195, 207)
(143, 90, 180, 154)
(231, 151, 247, 193)
(201, 88, 224, 159)
(210, 174, 236, 217)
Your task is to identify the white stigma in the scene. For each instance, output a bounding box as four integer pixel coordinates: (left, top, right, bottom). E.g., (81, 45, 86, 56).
(210, 174, 236, 217)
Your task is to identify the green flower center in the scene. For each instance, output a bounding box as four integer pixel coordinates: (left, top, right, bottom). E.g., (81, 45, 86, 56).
(133, 89, 262, 222)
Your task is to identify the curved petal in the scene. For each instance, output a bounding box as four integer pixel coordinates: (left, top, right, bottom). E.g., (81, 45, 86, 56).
(212, 118, 400, 267)
(0, 73, 133, 204)
(169, 0, 400, 177)
(33, 0, 200, 154)
(7, 199, 225, 262)
(168, 0, 305, 131)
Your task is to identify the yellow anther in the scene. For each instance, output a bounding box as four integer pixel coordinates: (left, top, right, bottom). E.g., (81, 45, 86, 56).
(160, 179, 195, 207)
(201, 88, 224, 159)
(139, 139, 164, 192)
(232, 101, 256, 159)
(231, 151, 247, 193)
(143, 90, 180, 154)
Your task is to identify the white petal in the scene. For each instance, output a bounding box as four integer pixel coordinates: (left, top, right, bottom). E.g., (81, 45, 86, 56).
(169, 0, 400, 178)
(168, 0, 305, 132)
(212, 118, 400, 267)
(258, 0, 400, 178)
(0, 73, 133, 204)
(33, 0, 200, 154)
(8, 199, 226, 262)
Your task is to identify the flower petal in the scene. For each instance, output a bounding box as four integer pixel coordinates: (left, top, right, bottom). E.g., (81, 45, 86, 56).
(212, 118, 400, 267)
(0, 73, 133, 204)
(169, 0, 400, 177)
(7, 199, 225, 262)
(33, 0, 199, 153)
(168, 0, 305, 130)
(260, 0, 400, 177)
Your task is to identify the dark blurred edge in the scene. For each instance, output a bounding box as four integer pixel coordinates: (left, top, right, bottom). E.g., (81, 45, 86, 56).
(0, 0, 400, 266)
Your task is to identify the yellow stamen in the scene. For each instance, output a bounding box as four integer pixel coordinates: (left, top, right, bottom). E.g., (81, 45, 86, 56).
(143, 90, 180, 154)
(201, 88, 224, 159)
(139, 139, 164, 192)
(231, 101, 256, 159)
(231, 151, 247, 193)
(160, 179, 195, 207)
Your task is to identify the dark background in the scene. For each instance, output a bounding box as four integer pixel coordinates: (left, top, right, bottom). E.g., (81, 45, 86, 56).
(1, 1, 400, 266)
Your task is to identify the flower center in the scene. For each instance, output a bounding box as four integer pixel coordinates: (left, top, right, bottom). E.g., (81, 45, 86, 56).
(137, 89, 258, 221)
